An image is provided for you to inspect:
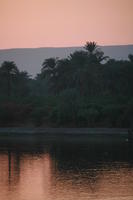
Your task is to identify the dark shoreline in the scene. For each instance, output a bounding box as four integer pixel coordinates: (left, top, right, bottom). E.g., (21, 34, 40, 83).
(0, 127, 129, 135)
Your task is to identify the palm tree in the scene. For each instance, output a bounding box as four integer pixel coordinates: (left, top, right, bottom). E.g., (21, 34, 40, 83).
(0, 61, 19, 97)
(128, 54, 133, 62)
(84, 41, 97, 55)
(69, 50, 88, 67)
(84, 41, 108, 63)
(52, 58, 71, 92)
(41, 57, 58, 77)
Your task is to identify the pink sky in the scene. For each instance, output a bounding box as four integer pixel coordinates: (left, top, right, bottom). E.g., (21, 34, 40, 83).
(0, 0, 133, 49)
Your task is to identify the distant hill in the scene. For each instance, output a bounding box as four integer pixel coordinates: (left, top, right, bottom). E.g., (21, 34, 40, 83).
(0, 45, 133, 77)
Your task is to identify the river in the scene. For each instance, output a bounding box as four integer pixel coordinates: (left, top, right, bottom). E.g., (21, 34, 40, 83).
(0, 135, 133, 200)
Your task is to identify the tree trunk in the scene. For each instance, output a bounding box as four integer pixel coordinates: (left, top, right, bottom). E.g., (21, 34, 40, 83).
(7, 72, 11, 98)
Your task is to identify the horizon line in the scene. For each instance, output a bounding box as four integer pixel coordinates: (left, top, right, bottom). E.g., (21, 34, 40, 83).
(0, 43, 133, 51)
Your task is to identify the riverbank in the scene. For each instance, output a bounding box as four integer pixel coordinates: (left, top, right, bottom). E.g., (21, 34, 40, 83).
(0, 127, 129, 135)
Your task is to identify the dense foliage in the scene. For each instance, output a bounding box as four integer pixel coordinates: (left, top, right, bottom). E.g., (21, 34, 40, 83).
(0, 42, 133, 127)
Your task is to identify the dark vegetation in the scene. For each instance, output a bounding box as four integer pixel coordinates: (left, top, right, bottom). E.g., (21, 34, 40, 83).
(0, 42, 133, 128)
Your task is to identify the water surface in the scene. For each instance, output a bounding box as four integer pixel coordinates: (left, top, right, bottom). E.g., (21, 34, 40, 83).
(0, 135, 133, 200)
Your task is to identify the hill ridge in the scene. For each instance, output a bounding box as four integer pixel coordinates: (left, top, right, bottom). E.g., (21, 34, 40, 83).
(0, 45, 133, 77)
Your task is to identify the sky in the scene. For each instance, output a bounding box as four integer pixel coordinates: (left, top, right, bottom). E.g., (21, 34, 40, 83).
(0, 0, 133, 49)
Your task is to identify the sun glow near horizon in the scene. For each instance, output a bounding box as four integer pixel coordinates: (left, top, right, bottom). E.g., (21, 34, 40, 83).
(0, 0, 133, 49)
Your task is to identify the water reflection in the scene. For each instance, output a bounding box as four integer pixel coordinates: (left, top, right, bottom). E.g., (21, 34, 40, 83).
(0, 135, 133, 200)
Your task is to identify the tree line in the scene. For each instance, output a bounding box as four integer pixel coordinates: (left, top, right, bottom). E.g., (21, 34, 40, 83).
(0, 42, 133, 127)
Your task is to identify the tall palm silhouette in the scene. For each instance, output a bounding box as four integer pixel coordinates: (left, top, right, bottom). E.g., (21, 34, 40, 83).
(0, 61, 19, 97)
(84, 41, 108, 63)
(128, 54, 133, 62)
(41, 57, 58, 77)
(84, 41, 97, 55)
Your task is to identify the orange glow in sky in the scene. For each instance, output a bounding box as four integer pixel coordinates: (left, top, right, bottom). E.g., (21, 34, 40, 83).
(0, 0, 133, 49)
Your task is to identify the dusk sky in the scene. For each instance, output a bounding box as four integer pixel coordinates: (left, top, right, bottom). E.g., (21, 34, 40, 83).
(0, 0, 133, 49)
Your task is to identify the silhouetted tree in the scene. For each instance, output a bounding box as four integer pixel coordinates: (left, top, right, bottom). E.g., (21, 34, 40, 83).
(41, 57, 58, 78)
(0, 61, 19, 98)
(84, 41, 97, 54)
(84, 41, 108, 63)
(1, 41, 133, 127)
(128, 54, 133, 62)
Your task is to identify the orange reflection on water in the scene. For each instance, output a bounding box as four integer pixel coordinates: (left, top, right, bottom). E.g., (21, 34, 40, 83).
(0, 152, 52, 200)
(0, 152, 133, 200)
(17, 153, 52, 200)
(50, 165, 133, 200)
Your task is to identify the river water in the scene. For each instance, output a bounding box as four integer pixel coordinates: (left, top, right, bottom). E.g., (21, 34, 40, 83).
(0, 135, 133, 200)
